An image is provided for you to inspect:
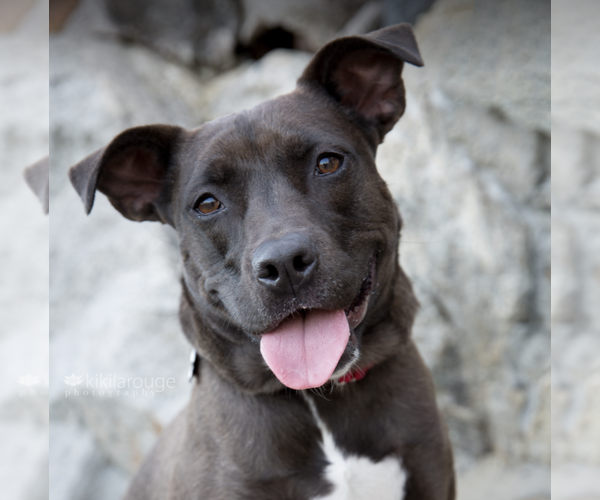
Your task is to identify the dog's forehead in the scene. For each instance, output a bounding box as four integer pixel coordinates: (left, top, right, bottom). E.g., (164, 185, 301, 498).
(206, 110, 317, 162)
(180, 93, 359, 185)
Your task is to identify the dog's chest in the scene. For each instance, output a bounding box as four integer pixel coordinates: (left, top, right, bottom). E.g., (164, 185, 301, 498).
(306, 398, 407, 500)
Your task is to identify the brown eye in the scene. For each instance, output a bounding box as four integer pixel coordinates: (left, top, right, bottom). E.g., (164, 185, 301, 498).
(195, 194, 222, 215)
(317, 155, 341, 175)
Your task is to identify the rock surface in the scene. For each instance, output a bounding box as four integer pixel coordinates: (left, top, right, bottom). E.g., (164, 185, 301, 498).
(101, 0, 369, 68)
(49, 0, 552, 499)
(551, 1, 600, 498)
(0, 2, 49, 500)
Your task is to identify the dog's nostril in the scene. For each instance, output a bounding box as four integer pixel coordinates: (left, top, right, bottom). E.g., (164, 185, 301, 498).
(265, 264, 279, 281)
(293, 255, 313, 274)
(257, 264, 279, 282)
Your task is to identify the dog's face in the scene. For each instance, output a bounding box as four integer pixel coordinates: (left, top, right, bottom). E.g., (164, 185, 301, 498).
(69, 24, 423, 392)
(177, 96, 391, 332)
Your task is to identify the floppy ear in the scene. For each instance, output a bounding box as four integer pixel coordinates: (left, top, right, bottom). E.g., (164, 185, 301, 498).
(68, 124, 182, 224)
(299, 24, 423, 144)
(24, 156, 49, 215)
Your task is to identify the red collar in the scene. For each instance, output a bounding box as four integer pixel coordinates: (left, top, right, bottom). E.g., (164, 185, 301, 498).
(337, 364, 373, 384)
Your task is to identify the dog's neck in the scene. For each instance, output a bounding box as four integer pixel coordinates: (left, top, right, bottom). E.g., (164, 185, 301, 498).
(178, 283, 284, 394)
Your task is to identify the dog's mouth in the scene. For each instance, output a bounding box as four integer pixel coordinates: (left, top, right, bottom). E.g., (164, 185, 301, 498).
(344, 258, 375, 330)
(260, 258, 375, 390)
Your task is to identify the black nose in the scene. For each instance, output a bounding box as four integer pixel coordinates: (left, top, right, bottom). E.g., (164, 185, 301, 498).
(252, 233, 317, 292)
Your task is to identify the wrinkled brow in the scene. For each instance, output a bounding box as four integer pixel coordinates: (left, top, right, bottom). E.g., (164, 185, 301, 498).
(200, 132, 319, 187)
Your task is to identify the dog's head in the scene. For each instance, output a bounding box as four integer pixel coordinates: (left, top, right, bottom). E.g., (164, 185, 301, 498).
(69, 24, 422, 393)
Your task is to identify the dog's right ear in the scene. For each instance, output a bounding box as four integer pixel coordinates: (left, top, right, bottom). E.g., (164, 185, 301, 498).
(299, 24, 423, 145)
(68, 124, 182, 224)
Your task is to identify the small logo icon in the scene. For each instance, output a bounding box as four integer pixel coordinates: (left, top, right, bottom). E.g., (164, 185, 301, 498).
(18, 374, 40, 387)
(63, 374, 83, 386)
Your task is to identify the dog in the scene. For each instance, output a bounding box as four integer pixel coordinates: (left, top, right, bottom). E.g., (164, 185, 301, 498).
(69, 23, 455, 500)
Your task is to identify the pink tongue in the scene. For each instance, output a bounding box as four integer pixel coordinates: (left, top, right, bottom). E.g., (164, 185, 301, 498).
(260, 309, 350, 390)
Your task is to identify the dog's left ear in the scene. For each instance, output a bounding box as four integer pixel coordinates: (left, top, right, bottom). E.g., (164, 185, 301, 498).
(69, 124, 182, 224)
(24, 156, 49, 214)
(299, 24, 423, 145)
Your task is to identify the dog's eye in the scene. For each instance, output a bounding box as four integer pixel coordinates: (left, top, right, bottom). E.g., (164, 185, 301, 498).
(195, 194, 223, 215)
(317, 155, 342, 175)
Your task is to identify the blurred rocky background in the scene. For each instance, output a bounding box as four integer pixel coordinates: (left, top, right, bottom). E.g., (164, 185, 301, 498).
(552, 1, 600, 499)
(0, 1, 49, 499)
(49, 0, 554, 499)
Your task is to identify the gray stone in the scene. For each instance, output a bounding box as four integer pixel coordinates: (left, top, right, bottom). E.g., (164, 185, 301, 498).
(238, 0, 368, 51)
(412, 0, 550, 133)
(95, 0, 371, 69)
(552, 461, 600, 499)
(196, 48, 313, 121)
(382, 0, 436, 26)
(0, 423, 48, 500)
(104, 0, 240, 69)
(456, 456, 549, 500)
(0, 2, 49, 500)
(551, 0, 600, 496)
(552, 0, 600, 136)
(552, 124, 589, 206)
(50, 420, 129, 500)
